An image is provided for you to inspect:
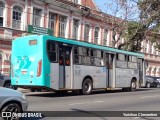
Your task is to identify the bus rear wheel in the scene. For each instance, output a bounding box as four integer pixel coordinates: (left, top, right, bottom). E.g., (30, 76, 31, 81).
(81, 78, 93, 95)
(130, 80, 137, 91)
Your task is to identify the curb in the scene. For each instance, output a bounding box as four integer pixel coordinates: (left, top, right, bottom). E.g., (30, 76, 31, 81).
(17, 88, 30, 93)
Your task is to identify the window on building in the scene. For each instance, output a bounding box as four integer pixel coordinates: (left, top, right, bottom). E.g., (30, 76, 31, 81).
(72, 19, 79, 39)
(12, 6, 22, 29)
(94, 27, 99, 44)
(71, 0, 78, 4)
(103, 29, 108, 46)
(49, 12, 56, 33)
(150, 45, 152, 54)
(0, 1, 4, 27)
(84, 24, 90, 42)
(59, 15, 67, 38)
(158, 50, 160, 55)
(0, 52, 2, 73)
(144, 48, 147, 53)
(33, 8, 41, 27)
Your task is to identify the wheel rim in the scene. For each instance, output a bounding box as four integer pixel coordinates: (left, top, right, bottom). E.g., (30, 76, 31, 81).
(131, 82, 136, 89)
(84, 82, 90, 92)
(84, 82, 91, 92)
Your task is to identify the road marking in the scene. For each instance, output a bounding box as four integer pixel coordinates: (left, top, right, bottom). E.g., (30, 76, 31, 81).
(140, 95, 159, 99)
(69, 101, 104, 105)
(134, 117, 141, 119)
(93, 101, 104, 103)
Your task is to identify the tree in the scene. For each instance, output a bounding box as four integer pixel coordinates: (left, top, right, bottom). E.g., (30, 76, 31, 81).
(104, 0, 141, 51)
(103, 0, 160, 52)
(138, 0, 160, 50)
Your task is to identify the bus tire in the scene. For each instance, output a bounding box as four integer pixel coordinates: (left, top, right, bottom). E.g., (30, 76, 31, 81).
(81, 78, 93, 95)
(130, 80, 137, 92)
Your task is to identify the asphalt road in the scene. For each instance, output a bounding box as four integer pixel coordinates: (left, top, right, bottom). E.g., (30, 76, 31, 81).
(22, 88, 160, 120)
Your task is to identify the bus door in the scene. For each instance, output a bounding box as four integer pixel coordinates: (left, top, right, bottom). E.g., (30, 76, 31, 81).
(108, 54, 114, 87)
(138, 58, 143, 86)
(59, 44, 72, 89)
(105, 53, 109, 87)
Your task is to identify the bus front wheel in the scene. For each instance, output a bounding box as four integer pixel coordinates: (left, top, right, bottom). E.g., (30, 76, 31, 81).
(81, 78, 93, 95)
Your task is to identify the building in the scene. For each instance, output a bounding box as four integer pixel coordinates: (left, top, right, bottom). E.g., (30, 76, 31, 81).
(0, 0, 160, 76)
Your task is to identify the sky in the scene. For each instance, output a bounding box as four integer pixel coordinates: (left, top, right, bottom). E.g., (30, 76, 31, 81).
(94, 0, 110, 13)
(94, 0, 139, 20)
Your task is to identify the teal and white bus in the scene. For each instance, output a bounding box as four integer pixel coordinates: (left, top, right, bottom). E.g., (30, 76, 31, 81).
(11, 35, 146, 94)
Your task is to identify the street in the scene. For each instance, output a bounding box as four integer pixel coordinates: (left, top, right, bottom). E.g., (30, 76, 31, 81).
(22, 88, 160, 120)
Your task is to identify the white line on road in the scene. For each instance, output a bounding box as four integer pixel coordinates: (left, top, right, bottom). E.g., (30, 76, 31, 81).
(69, 101, 104, 105)
(140, 95, 159, 99)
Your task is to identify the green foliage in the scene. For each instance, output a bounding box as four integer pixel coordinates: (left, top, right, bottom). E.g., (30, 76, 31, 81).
(118, 0, 160, 52)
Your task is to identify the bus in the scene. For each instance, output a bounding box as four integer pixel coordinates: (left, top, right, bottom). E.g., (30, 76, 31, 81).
(11, 35, 146, 95)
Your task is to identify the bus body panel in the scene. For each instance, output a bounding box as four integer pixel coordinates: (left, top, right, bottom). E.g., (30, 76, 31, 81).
(65, 66, 71, 89)
(115, 68, 139, 87)
(73, 65, 107, 89)
(50, 63, 59, 90)
(11, 36, 48, 88)
(59, 66, 64, 89)
(109, 70, 113, 88)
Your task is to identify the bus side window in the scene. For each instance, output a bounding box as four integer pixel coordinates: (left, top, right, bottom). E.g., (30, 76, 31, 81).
(47, 41, 57, 62)
(74, 47, 78, 64)
(100, 51, 105, 66)
(65, 48, 71, 66)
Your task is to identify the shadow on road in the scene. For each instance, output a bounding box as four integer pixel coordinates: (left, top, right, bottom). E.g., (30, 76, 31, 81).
(24, 88, 157, 98)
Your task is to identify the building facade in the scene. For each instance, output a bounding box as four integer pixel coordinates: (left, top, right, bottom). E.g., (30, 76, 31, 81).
(0, 0, 160, 76)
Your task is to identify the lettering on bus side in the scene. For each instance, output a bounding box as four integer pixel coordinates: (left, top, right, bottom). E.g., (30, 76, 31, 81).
(14, 56, 31, 76)
(116, 69, 131, 79)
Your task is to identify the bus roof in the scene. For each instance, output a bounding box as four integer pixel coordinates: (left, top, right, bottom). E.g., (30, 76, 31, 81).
(14, 35, 144, 58)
